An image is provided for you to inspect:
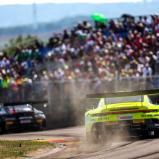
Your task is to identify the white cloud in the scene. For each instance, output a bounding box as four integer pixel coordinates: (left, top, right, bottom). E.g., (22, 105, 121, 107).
(0, 0, 143, 5)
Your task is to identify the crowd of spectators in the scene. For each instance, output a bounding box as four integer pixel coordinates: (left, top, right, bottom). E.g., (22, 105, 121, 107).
(1, 14, 159, 89)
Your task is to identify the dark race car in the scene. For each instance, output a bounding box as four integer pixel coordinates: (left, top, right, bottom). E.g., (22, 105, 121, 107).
(0, 103, 46, 134)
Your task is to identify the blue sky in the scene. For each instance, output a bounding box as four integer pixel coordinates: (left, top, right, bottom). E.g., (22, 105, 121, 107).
(0, 0, 147, 5)
(0, 0, 158, 27)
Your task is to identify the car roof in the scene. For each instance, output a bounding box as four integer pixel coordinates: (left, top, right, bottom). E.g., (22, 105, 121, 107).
(2, 100, 48, 106)
(87, 89, 159, 98)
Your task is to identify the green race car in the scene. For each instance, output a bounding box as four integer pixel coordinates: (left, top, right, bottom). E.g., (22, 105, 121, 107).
(85, 89, 159, 142)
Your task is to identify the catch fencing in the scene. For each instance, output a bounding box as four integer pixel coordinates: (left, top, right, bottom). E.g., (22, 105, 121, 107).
(0, 76, 159, 128)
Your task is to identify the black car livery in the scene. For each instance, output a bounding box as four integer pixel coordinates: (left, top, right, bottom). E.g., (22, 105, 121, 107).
(0, 104, 46, 133)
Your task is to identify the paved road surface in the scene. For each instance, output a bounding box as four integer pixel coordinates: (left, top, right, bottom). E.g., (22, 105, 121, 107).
(1, 126, 159, 159)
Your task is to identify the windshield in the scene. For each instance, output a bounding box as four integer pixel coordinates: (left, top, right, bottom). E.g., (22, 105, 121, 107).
(105, 96, 143, 104)
(5, 104, 33, 113)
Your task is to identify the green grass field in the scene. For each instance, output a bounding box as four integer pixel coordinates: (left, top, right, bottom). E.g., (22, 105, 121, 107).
(0, 140, 55, 159)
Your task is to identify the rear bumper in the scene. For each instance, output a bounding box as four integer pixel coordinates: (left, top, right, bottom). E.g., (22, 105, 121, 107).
(99, 119, 159, 131)
(5, 119, 45, 130)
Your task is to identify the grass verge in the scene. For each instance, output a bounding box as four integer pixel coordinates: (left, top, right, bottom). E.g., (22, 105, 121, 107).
(0, 140, 55, 159)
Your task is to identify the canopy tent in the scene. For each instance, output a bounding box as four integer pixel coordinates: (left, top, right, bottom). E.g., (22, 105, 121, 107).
(91, 13, 108, 24)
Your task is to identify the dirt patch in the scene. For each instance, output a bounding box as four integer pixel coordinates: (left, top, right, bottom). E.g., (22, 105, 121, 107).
(26, 146, 54, 157)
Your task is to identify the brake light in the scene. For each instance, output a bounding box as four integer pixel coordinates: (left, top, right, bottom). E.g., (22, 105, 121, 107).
(9, 108, 16, 114)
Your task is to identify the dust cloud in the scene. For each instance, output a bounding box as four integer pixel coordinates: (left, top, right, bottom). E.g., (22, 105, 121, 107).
(61, 80, 134, 154)
(70, 80, 147, 152)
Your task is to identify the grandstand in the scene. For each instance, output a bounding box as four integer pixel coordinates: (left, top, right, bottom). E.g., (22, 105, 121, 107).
(0, 14, 159, 89)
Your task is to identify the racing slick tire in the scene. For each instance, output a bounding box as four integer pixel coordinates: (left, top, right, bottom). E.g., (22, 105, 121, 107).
(0, 126, 4, 135)
(154, 129, 159, 138)
(86, 123, 108, 144)
(86, 127, 98, 143)
(140, 129, 157, 139)
(34, 121, 46, 131)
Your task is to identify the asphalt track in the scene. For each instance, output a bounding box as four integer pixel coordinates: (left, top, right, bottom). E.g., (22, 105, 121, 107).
(1, 126, 159, 159)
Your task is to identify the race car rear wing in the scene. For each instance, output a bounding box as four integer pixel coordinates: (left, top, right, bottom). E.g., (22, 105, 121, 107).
(87, 89, 159, 98)
(2, 100, 48, 106)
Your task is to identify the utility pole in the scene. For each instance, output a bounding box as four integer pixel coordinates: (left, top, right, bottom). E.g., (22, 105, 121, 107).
(32, 2, 38, 30)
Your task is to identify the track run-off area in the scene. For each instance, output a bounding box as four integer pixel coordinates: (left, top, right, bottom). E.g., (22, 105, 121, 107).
(0, 126, 159, 159)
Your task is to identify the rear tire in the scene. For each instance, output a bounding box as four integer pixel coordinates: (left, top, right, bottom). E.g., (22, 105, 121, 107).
(154, 129, 159, 138)
(87, 123, 108, 144)
(34, 121, 46, 131)
(86, 126, 99, 143)
(39, 122, 46, 130)
(140, 130, 156, 139)
(0, 126, 4, 135)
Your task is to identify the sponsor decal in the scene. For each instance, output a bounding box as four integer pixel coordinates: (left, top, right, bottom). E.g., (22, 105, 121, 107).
(118, 115, 132, 120)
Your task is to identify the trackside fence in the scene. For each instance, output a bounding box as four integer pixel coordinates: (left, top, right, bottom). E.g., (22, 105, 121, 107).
(0, 76, 159, 128)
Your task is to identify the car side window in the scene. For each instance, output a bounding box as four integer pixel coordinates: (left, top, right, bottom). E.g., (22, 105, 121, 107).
(0, 107, 7, 115)
(97, 98, 105, 108)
